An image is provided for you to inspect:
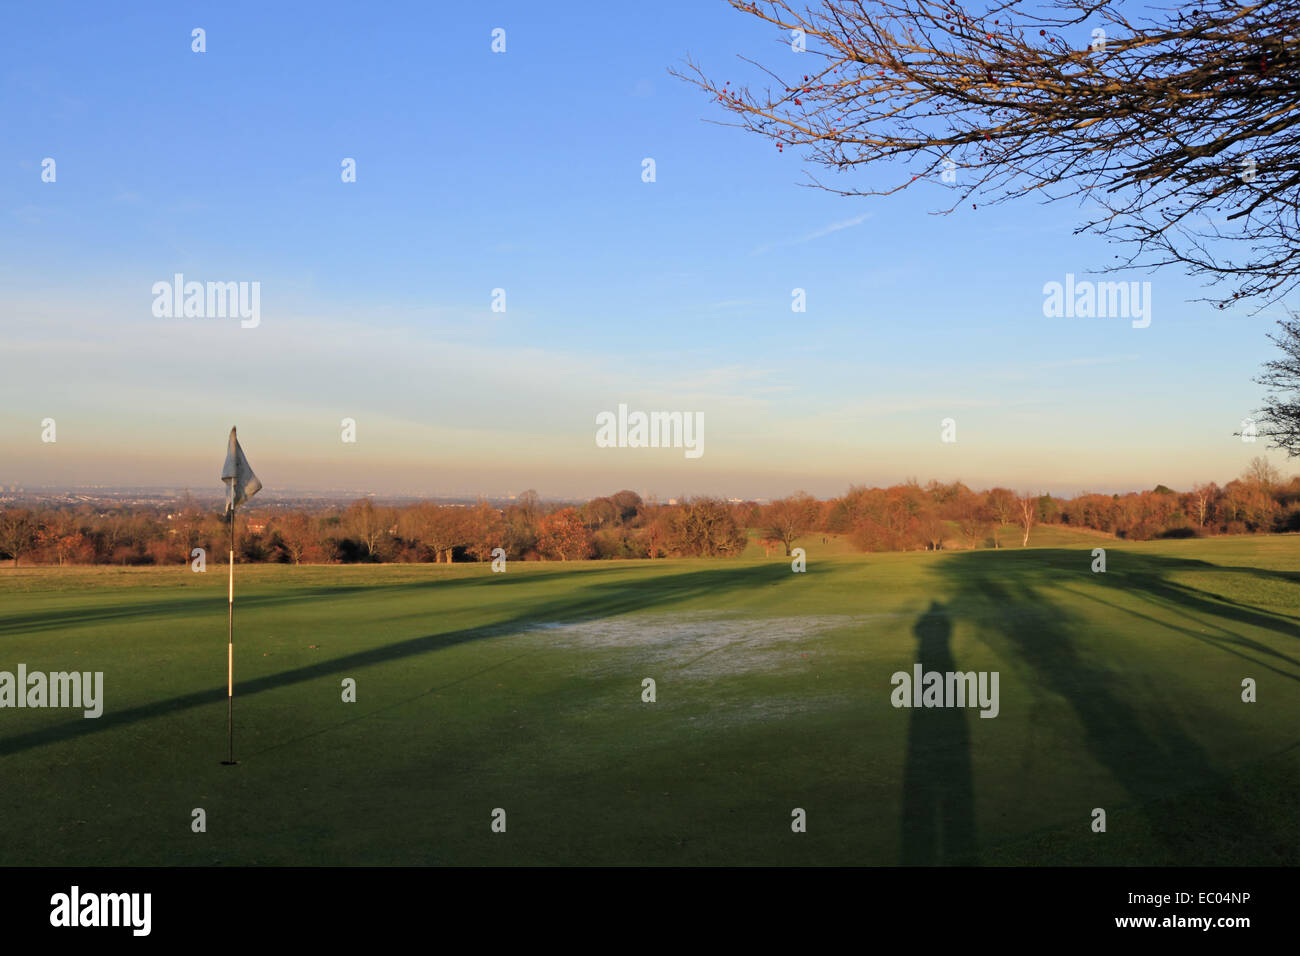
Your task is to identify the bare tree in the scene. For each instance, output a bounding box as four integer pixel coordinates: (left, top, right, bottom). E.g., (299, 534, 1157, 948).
(0, 509, 36, 566)
(918, 504, 947, 551)
(676, 1, 1300, 307)
(515, 489, 541, 526)
(1245, 455, 1283, 490)
(1190, 482, 1218, 527)
(1256, 317, 1300, 454)
(1017, 492, 1037, 547)
(344, 499, 391, 560)
(984, 487, 1017, 547)
(956, 497, 993, 549)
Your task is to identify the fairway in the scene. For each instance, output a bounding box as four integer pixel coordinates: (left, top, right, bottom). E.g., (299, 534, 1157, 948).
(1, 532, 1297, 866)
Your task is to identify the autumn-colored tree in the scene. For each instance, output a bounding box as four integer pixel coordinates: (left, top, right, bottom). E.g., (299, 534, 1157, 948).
(1220, 478, 1279, 531)
(824, 486, 867, 534)
(1279, 475, 1300, 508)
(609, 489, 645, 525)
(465, 501, 506, 562)
(34, 511, 95, 565)
(664, 498, 749, 557)
(537, 508, 595, 561)
(1060, 493, 1106, 534)
(644, 508, 669, 559)
(761, 491, 819, 556)
(917, 503, 948, 551)
(4, 474, 1294, 567)
(399, 503, 471, 563)
(592, 526, 649, 559)
(844, 484, 927, 552)
(582, 490, 646, 531)
(272, 512, 321, 565)
(582, 496, 619, 530)
(1123, 489, 1183, 540)
(925, 480, 970, 507)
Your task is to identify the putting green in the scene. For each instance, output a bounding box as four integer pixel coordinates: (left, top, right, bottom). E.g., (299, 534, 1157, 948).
(0, 531, 1296, 865)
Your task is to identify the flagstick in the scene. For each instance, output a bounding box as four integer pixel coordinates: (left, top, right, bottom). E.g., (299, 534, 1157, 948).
(223, 504, 238, 765)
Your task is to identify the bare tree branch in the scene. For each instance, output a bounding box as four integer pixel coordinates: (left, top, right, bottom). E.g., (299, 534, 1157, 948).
(673, 1, 1300, 308)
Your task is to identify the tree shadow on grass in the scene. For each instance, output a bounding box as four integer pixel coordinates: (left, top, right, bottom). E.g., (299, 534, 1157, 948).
(934, 548, 1289, 863)
(0, 561, 793, 758)
(0, 565, 628, 637)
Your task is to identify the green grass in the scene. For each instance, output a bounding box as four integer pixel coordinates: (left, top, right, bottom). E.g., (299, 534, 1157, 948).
(0, 529, 1296, 865)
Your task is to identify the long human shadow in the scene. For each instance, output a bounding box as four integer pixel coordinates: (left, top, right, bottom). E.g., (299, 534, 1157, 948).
(0, 560, 793, 758)
(934, 549, 1281, 860)
(900, 600, 977, 865)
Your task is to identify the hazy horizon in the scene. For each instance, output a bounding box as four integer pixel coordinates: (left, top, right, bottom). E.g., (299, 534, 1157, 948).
(2, 454, 1292, 505)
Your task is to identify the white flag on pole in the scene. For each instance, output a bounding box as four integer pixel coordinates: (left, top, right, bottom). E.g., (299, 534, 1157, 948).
(221, 427, 262, 516)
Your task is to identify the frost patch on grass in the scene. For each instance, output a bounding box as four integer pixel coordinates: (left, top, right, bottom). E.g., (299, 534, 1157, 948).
(683, 692, 847, 731)
(522, 611, 891, 679)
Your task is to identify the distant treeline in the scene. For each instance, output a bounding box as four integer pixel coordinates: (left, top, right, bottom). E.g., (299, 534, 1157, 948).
(1, 459, 1296, 566)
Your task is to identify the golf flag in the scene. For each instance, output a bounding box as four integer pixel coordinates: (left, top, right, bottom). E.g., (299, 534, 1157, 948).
(221, 427, 262, 516)
(219, 427, 260, 765)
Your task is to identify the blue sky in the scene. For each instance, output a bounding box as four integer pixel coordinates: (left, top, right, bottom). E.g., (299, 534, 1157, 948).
(0, 0, 1290, 499)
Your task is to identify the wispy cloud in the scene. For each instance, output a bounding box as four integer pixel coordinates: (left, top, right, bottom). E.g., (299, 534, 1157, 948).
(11, 204, 45, 225)
(1035, 354, 1139, 370)
(752, 212, 872, 255)
(706, 298, 760, 310)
